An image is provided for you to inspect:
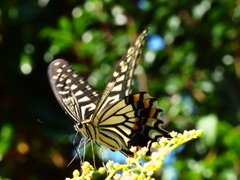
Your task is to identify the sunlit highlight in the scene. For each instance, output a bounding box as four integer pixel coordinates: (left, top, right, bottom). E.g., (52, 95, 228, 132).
(145, 51, 156, 64)
(82, 31, 93, 43)
(111, 6, 127, 25)
(20, 62, 32, 75)
(44, 52, 53, 62)
(17, 141, 30, 155)
(24, 44, 35, 54)
(38, 0, 50, 7)
(72, 7, 82, 18)
(222, 55, 234, 65)
(193, 1, 211, 20)
(84, 2, 95, 12)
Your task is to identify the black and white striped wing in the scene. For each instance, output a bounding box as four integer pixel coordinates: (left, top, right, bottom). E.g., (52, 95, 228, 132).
(93, 27, 150, 116)
(95, 92, 170, 156)
(48, 59, 100, 122)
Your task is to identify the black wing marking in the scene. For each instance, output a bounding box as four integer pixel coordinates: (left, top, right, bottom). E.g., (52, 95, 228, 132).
(94, 92, 170, 156)
(48, 59, 100, 122)
(92, 27, 150, 119)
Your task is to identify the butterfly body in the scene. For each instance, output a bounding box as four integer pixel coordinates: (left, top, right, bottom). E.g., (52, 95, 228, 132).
(48, 27, 170, 156)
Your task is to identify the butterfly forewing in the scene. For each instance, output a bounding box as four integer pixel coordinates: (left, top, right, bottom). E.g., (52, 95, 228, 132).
(92, 27, 150, 122)
(48, 59, 100, 122)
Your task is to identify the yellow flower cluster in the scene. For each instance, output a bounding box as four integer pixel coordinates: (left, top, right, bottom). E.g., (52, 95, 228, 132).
(66, 129, 203, 180)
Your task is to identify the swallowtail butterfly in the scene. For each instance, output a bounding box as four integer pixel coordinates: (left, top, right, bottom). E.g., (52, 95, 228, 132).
(48, 27, 170, 156)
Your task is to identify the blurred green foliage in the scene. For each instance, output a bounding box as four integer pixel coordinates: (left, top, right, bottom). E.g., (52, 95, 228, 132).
(1, 0, 240, 179)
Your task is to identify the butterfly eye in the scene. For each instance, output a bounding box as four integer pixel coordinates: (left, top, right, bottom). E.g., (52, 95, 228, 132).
(74, 122, 83, 130)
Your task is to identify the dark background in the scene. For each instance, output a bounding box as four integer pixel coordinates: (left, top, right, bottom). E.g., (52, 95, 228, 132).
(1, 0, 240, 179)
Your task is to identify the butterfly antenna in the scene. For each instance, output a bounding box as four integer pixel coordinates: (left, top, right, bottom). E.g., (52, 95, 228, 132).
(37, 118, 71, 124)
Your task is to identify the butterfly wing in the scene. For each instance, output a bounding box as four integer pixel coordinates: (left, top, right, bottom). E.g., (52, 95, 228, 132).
(94, 92, 170, 156)
(48, 27, 170, 157)
(92, 27, 150, 118)
(48, 59, 100, 122)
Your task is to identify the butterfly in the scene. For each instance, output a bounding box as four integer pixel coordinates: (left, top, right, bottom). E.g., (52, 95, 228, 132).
(48, 27, 170, 157)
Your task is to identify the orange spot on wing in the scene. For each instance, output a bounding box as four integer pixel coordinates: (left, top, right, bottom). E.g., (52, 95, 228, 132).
(143, 100, 149, 108)
(134, 124, 139, 129)
(133, 94, 140, 102)
(135, 117, 140, 122)
(149, 109, 156, 117)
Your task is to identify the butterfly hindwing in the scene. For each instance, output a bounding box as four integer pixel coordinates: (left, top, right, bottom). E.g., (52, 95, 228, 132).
(48, 59, 100, 122)
(94, 92, 170, 156)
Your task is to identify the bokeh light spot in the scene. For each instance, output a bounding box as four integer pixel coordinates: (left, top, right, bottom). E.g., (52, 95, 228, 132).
(222, 55, 234, 65)
(17, 141, 30, 155)
(72, 7, 82, 18)
(20, 63, 32, 75)
(147, 34, 165, 51)
(82, 31, 93, 43)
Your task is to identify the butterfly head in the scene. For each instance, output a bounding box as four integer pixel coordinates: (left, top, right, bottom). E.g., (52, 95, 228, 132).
(74, 120, 96, 141)
(74, 122, 83, 130)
